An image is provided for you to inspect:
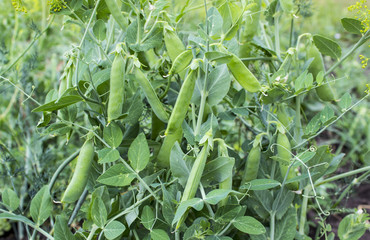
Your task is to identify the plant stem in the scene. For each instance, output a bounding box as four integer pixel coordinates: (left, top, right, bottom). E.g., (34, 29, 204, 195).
(86, 225, 98, 240)
(68, 189, 89, 226)
(48, 150, 80, 194)
(299, 186, 310, 235)
(0, 209, 54, 240)
(315, 166, 370, 187)
(294, 95, 302, 144)
(241, 57, 279, 61)
(270, 211, 276, 240)
(325, 30, 370, 76)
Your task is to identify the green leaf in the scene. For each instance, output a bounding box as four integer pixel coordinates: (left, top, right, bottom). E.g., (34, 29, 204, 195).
(339, 92, 352, 111)
(338, 213, 369, 240)
(128, 133, 150, 172)
(242, 179, 281, 191)
(98, 148, 120, 164)
(316, 71, 324, 85)
(320, 106, 335, 125)
(91, 198, 107, 228)
(304, 113, 321, 136)
(93, 19, 106, 41)
(341, 18, 363, 35)
(208, 7, 223, 39)
(206, 65, 231, 106)
(42, 123, 72, 136)
(294, 70, 308, 93)
(104, 122, 123, 148)
(88, 186, 111, 220)
(304, 73, 313, 89)
(172, 198, 204, 226)
(151, 229, 170, 240)
(275, 207, 297, 240)
(97, 164, 135, 186)
(104, 221, 126, 240)
(307, 145, 333, 182)
(1, 188, 20, 211)
(292, 151, 316, 167)
(54, 216, 75, 240)
(30, 185, 52, 226)
(313, 35, 342, 60)
(204, 189, 234, 205)
(201, 156, 234, 187)
(32, 95, 83, 112)
(273, 189, 295, 220)
(141, 205, 155, 230)
(233, 216, 266, 235)
(170, 142, 192, 187)
(0, 212, 34, 225)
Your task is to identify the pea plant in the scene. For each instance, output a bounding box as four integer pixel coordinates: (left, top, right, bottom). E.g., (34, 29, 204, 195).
(1, 0, 370, 239)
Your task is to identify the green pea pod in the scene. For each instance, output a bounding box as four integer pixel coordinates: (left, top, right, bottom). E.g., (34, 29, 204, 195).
(107, 53, 125, 123)
(307, 45, 335, 102)
(277, 104, 290, 130)
(134, 68, 169, 122)
(276, 133, 298, 190)
(239, 0, 261, 57)
(58, 74, 67, 97)
(61, 137, 94, 203)
(176, 144, 210, 230)
(168, 49, 193, 75)
(164, 28, 185, 63)
(241, 146, 261, 189)
(105, 0, 128, 31)
(157, 70, 198, 167)
(227, 54, 261, 92)
(151, 111, 165, 140)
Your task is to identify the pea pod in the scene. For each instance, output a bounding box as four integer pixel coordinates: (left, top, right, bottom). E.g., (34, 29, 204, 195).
(276, 133, 298, 190)
(227, 54, 261, 92)
(107, 52, 125, 123)
(58, 73, 67, 97)
(134, 68, 169, 122)
(164, 28, 185, 63)
(241, 146, 261, 189)
(61, 136, 94, 203)
(277, 104, 290, 130)
(157, 70, 198, 167)
(307, 44, 335, 102)
(168, 49, 193, 75)
(239, 0, 261, 57)
(151, 111, 165, 141)
(176, 144, 210, 229)
(105, 0, 128, 31)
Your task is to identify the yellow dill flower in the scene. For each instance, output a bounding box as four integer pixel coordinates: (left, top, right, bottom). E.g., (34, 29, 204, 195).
(348, 0, 370, 33)
(47, 0, 67, 12)
(12, 0, 27, 13)
(359, 55, 369, 68)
